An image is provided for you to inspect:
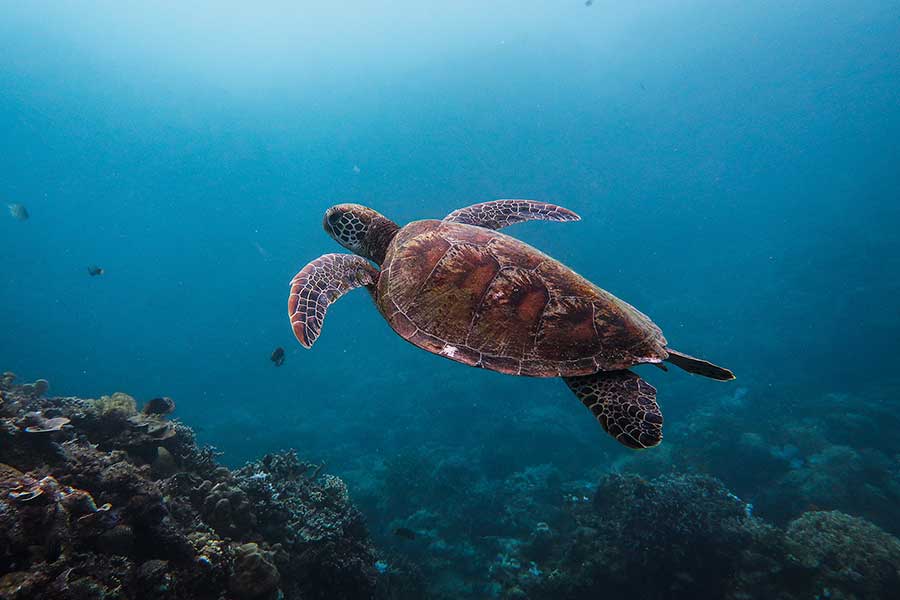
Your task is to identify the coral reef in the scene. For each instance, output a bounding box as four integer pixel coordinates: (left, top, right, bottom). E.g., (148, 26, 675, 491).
(0, 372, 377, 599)
(786, 510, 900, 600)
(359, 438, 900, 600)
(355, 446, 581, 599)
(241, 369, 900, 600)
(617, 386, 900, 536)
(6, 365, 898, 600)
(496, 473, 900, 600)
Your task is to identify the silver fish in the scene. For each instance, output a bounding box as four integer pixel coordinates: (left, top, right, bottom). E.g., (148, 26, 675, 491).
(8, 203, 29, 221)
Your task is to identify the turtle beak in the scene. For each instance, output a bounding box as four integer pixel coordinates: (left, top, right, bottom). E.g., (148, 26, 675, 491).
(323, 207, 336, 234)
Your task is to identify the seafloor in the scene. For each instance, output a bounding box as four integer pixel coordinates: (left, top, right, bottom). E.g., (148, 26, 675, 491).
(2, 372, 899, 600)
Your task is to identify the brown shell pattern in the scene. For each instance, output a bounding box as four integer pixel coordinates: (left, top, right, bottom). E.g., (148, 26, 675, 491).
(376, 220, 668, 377)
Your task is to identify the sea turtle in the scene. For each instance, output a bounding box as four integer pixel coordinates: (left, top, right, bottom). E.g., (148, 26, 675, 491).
(288, 200, 734, 449)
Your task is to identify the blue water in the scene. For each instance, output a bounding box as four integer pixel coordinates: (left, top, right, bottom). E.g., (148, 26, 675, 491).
(2, 2, 899, 596)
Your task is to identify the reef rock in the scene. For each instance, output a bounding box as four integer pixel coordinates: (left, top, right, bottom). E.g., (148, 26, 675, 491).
(514, 473, 900, 600)
(786, 510, 900, 599)
(0, 372, 377, 600)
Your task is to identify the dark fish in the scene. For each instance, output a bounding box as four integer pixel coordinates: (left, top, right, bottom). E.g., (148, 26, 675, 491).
(88, 266, 105, 276)
(271, 347, 285, 366)
(393, 527, 416, 540)
(8, 203, 28, 221)
(585, 0, 593, 6)
(143, 396, 175, 416)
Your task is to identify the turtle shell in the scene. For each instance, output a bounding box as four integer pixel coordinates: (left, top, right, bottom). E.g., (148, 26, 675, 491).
(375, 220, 668, 377)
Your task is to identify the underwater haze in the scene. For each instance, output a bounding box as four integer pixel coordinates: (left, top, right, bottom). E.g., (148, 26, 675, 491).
(2, 1, 900, 598)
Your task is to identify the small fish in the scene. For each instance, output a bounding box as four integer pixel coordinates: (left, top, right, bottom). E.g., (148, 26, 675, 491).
(353, 165, 361, 174)
(87, 266, 104, 277)
(142, 396, 175, 416)
(8, 203, 29, 221)
(271, 347, 285, 367)
(393, 527, 416, 540)
(253, 241, 271, 259)
(585, 0, 593, 6)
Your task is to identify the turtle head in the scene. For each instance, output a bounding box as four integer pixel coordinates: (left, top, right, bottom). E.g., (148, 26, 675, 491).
(323, 204, 399, 265)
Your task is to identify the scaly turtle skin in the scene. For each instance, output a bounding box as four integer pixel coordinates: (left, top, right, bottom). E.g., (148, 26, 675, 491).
(288, 200, 735, 449)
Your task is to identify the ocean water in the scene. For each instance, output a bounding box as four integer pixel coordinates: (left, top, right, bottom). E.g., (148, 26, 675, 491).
(2, 1, 899, 598)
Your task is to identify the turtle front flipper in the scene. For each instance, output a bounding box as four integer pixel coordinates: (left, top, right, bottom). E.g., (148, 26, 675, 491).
(443, 199, 580, 230)
(563, 370, 663, 449)
(288, 253, 379, 348)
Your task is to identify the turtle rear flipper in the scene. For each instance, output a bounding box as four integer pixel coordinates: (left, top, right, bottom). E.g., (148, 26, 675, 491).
(564, 370, 662, 449)
(288, 253, 379, 348)
(665, 348, 735, 381)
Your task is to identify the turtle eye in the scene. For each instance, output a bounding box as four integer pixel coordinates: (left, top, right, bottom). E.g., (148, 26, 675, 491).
(328, 212, 342, 227)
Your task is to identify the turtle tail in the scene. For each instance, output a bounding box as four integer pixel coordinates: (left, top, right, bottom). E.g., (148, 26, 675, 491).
(665, 348, 735, 381)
